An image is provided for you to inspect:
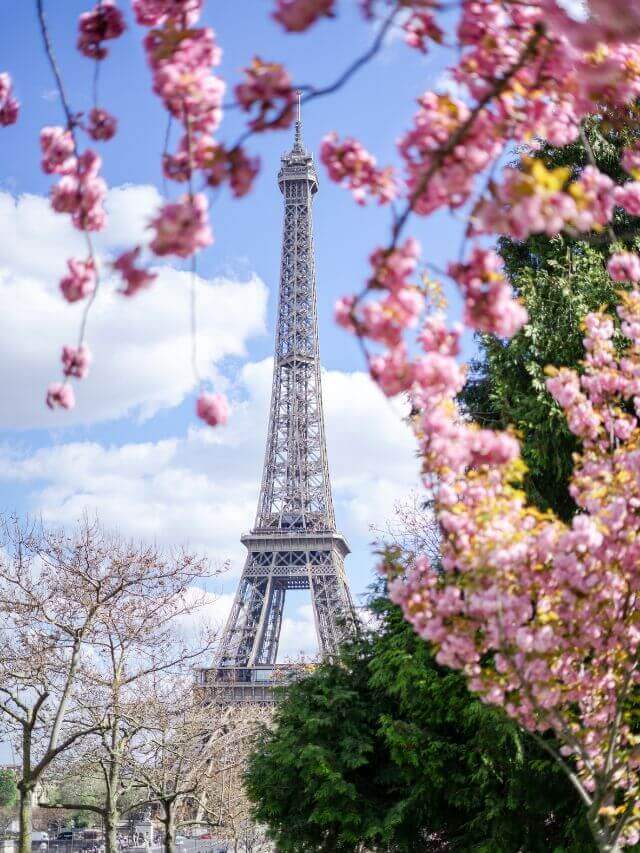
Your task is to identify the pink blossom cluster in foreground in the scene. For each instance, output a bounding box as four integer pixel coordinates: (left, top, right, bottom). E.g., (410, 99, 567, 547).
(385, 293, 640, 845)
(273, 0, 335, 32)
(40, 1, 129, 412)
(308, 1, 640, 843)
(134, 0, 252, 423)
(320, 132, 396, 205)
(0, 72, 19, 126)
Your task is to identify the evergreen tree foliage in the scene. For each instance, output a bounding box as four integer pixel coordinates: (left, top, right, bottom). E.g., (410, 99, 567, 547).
(245, 589, 592, 852)
(0, 771, 17, 809)
(463, 118, 639, 519)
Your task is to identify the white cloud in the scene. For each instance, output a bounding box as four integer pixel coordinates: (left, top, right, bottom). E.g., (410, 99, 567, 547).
(0, 361, 418, 569)
(0, 185, 420, 659)
(0, 188, 267, 428)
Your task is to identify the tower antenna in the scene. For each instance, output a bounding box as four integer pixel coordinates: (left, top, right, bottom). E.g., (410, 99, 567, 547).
(294, 88, 303, 148)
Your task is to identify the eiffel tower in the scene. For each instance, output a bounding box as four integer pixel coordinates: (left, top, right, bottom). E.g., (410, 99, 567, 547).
(199, 95, 356, 703)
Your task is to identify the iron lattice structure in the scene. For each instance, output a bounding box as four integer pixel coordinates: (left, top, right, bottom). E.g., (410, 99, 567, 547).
(199, 99, 355, 703)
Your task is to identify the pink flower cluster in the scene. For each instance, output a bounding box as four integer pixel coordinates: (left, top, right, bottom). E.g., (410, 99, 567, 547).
(403, 10, 443, 54)
(113, 247, 157, 297)
(320, 132, 396, 205)
(87, 108, 117, 141)
(368, 238, 420, 291)
(613, 180, 640, 216)
(132, 0, 202, 27)
(448, 247, 528, 337)
(473, 163, 616, 240)
(60, 258, 97, 303)
(0, 72, 19, 126)
(137, 0, 256, 259)
(146, 25, 224, 135)
(149, 193, 212, 258)
(46, 383, 75, 411)
(398, 92, 503, 217)
(235, 57, 295, 132)
(49, 148, 107, 232)
(196, 392, 229, 427)
(163, 136, 259, 198)
(273, 0, 335, 32)
(77, 0, 125, 60)
(61, 344, 92, 379)
(607, 251, 640, 283)
(382, 290, 640, 845)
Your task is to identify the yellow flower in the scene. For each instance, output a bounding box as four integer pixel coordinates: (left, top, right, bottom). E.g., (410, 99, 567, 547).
(524, 157, 570, 193)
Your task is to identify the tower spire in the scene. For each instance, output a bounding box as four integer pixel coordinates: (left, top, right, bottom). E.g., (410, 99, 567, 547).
(293, 89, 304, 151)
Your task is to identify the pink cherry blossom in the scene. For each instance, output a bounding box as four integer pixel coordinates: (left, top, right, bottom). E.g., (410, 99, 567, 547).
(368, 238, 420, 292)
(149, 193, 212, 258)
(152, 64, 225, 135)
(320, 132, 396, 204)
(177, 141, 261, 198)
(77, 0, 126, 60)
(334, 295, 357, 334)
(61, 344, 92, 379)
(359, 288, 425, 347)
(0, 72, 19, 126)
(45, 382, 75, 411)
(132, 0, 202, 27)
(273, 0, 335, 31)
(87, 108, 117, 141)
(369, 344, 414, 397)
(235, 58, 295, 132)
(607, 251, 640, 283)
(112, 247, 157, 296)
(59, 258, 97, 303)
(40, 126, 76, 175)
(403, 11, 443, 53)
(418, 313, 461, 357)
(614, 181, 640, 216)
(50, 149, 107, 232)
(448, 247, 528, 337)
(196, 392, 229, 427)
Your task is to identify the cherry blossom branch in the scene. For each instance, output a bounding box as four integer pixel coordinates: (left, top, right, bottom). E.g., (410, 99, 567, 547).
(35, 0, 75, 131)
(390, 23, 545, 251)
(299, 5, 399, 103)
(36, 0, 103, 405)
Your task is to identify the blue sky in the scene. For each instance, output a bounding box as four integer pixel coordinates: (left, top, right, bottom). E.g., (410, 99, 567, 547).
(0, 1, 468, 658)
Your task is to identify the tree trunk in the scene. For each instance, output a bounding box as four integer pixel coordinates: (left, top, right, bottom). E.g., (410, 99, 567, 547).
(104, 809, 118, 853)
(104, 749, 121, 853)
(162, 804, 176, 853)
(17, 787, 33, 853)
(18, 724, 34, 853)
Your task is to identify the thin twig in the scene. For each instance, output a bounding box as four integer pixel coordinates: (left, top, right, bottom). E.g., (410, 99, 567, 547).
(183, 93, 201, 386)
(36, 0, 101, 357)
(225, 6, 399, 155)
(300, 6, 399, 103)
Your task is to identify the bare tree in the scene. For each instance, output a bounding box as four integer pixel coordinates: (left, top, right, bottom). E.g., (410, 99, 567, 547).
(195, 704, 273, 853)
(126, 675, 221, 853)
(40, 614, 218, 853)
(373, 491, 441, 570)
(0, 516, 211, 853)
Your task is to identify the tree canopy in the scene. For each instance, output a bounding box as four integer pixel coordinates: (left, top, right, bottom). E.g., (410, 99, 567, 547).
(245, 589, 592, 852)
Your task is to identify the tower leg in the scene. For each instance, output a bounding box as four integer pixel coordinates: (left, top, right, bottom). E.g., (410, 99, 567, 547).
(310, 571, 354, 657)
